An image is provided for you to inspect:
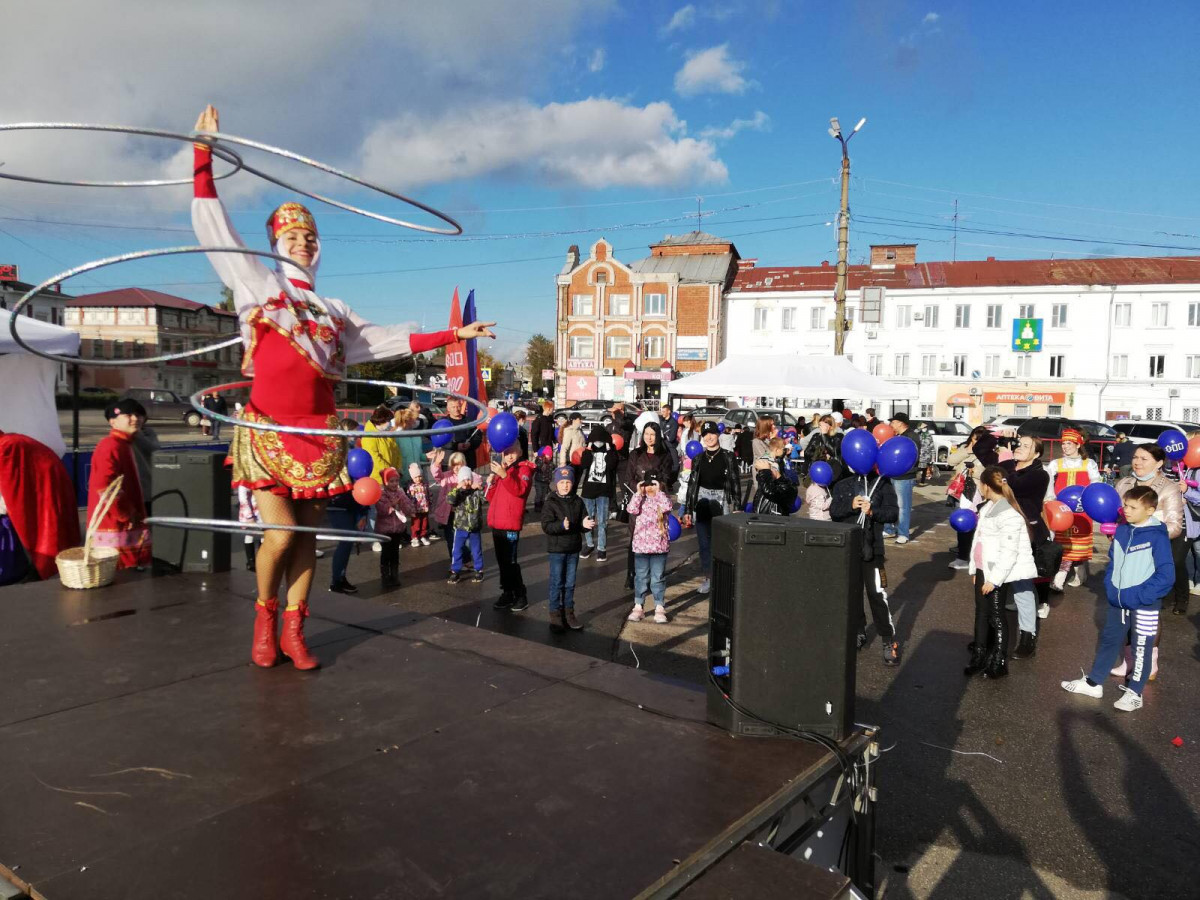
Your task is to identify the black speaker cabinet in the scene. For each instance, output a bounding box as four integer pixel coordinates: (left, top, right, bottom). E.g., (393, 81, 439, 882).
(707, 513, 862, 740)
(150, 449, 231, 574)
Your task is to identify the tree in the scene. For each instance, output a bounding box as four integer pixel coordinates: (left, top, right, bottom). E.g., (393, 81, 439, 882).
(524, 333, 555, 392)
(217, 286, 235, 312)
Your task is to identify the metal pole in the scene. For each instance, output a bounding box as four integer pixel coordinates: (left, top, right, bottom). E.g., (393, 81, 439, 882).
(834, 153, 851, 356)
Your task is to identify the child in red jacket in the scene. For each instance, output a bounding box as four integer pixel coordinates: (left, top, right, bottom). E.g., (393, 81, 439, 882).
(485, 444, 536, 612)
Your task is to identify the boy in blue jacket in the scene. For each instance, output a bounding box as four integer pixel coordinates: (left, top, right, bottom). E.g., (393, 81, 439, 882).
(1062, 485, 1174, 711)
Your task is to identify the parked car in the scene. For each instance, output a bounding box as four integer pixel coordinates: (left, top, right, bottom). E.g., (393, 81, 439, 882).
(1017, 417, 1118, 464)
(684, 405, 729, 424)
(985, 416, 1029, 438)
(554, 399, 644, 428)
(910, 419, 974, 467)
(720, 407, 801, 432)
(122, 387, 203, 426)
(1111, 420, 1200, 444)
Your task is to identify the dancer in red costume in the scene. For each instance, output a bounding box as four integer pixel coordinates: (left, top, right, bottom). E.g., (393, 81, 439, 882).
(88, 400, 152, 570)
(191, 105, 495, 670)
(0, 430, 80, 583)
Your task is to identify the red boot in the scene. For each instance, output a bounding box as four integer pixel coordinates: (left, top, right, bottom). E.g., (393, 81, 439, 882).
(280, 605, 320, 670)
(251, 599, 280, 668)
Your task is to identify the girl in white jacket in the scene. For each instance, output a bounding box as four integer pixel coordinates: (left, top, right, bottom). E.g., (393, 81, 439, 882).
(965, 466, 1038, 680)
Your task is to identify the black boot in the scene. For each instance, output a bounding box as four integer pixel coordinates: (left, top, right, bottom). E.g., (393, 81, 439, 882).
(983, 593, 1008, 679)
(1012, 630, 1037, 660)
(963, 646, 987, 676)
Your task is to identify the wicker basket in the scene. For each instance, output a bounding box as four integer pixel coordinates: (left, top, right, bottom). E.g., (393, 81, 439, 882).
(56, 476, 124, 590)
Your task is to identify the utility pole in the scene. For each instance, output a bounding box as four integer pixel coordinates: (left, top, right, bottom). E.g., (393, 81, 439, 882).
(952, 199, 959, 262)
(828, 117, 866, 356)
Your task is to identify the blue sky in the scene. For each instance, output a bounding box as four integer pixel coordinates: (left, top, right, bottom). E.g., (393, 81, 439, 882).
(2, 0, 1198, 362)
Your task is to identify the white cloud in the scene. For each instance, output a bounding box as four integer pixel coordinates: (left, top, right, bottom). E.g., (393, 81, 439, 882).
(662, 5, 697, 33)
(674, 44, 750, 96)
(588, 48, 606, 72)
(359, 98, 727, 189)
(699, 110, 771, 140)
(923, 11, 940, 24)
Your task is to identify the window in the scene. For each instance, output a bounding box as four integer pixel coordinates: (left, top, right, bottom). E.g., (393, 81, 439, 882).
(117, 308, 144, 325)
(1112, 354, 1128, 377)
(923, 305, 939, 328)
(571, 293, 593, 316)
(1185, 406, 1200, 421)
(1151, 303, 1169, 327)
(986, 304, 1002, 328)
(608, 294, 631, 316)
(643, 335, 665, 359)
(1016, 355, 1032, 376)
(754, 308, 769, 331)
(1048, 404, 1063, 417)
(782, 308, 797, 331)
(1149, 355, 1165, 377)
(644, 293, 666, 316)
(896, 305, 911, 328)
(885, 249, 897, 261)
(1115, 303, 1132, 327)
(1014, 403, 1030, 416)
(1188, 356, 1200, 379)
(83, 308, 109, 325)
(921, 354, 937, 377)
(949, 354, 966, 377)
(860, 287, 883, 323)
(1146, 407, 1163, 421)
(894, 354, 910, 376)
(594, 270, 607, 284)
(112, 340, 124, 360)
(868, 354, 883, 376)
(954, 305, 971, 328)
(1018, 304, 1035, 319)
(810, 307, 824, 330)
(1050, 355, 1065, 377)
(984, 354, 1000, 377)
(1050, 304, 1068, 327)
(568, 335, 594, 359)
(983, 403, 999, 421)
(605, 335, 631, 360)
(919, 404, 933, 418)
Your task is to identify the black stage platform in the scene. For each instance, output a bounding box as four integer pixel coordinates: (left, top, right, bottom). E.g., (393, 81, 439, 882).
(0, 571, 875, 899)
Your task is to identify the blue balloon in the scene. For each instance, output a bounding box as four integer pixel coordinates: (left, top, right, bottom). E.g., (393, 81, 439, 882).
(487, 411, 520, 451)
(346, 448, 373, 480)
(877, 436, 917, 478)
(1158, 429, 1188, 461)
(685, 440, 703, 459)
(667, 514, 682, 541)
(1081, 482, 1121, 524)
(1056, 484, 1085, 513)
(717, 422, 726, 433)
(949, 508, 978, 533)
(790, 495, 803, 513)
(809, 461, 834, 485)
(841, 430, 879, 474)
(744, 501, 755, 513)
(431, 418, 456, 449)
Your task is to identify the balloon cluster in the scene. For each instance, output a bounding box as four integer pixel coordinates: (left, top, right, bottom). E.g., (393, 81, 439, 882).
(345, 447, 382, 505)
(842, 430, 916, 477)
(1043, 482, 1122, 532)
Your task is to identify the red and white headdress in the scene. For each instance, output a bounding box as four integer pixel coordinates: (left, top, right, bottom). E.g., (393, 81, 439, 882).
(1061, 428, 1084, 445)
(266, 202, 318, 244)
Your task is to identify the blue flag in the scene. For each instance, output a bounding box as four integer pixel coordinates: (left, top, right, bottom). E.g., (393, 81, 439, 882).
(462, 289, 482, 402)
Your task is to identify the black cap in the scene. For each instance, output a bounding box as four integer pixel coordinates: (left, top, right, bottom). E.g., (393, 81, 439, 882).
(641, 471, 661, 487)
(889, 412, 910, 425)
(105, 398, 144, 420)
(701, 421, 720, 436)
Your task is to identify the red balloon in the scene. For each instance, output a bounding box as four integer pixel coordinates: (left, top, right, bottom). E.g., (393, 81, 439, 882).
(1043, 500, 1074, 533)
(1184, 435, 1200, 469)
(612, 434, 625, 451)
(570, 447, 583, 465)
(872, 423, 896, 445)
(352, 476, 382, 506)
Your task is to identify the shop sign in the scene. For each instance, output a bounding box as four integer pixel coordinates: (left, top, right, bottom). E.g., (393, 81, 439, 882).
(983, 391, 1065, 404)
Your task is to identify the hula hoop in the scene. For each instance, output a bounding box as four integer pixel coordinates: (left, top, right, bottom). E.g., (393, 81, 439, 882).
(6, 246, 313, 367)
(0, 123, 245, 188)
(192, 130, 463, 235)
(146, 517, 386, 545)
(191, 380, 489, 440)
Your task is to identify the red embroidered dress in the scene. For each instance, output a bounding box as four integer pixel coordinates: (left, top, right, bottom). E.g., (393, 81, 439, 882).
(192, 147, 455, 499)
(88, 429, 151, 569)
(1046, 456, 1100, 563)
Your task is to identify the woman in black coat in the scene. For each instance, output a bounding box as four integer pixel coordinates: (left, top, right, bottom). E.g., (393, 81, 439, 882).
(999, 434, 1052, 658)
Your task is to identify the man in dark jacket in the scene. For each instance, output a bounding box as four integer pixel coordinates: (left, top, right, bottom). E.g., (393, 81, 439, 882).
(882, 412, 920, 544)
(444, 396, 484, 464)
(831, 473, 902, 667)
(578, 424, 618, 561)
(529, 401, 556, 457)
(540, 466, 595, 632)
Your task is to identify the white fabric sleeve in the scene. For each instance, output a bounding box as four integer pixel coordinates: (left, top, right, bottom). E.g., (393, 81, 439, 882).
(342, 307, 415, 365)
(191, 197, 272, 314)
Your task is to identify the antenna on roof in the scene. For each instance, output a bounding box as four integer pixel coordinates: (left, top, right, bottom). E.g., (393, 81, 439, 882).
(696, 196, 703, 231)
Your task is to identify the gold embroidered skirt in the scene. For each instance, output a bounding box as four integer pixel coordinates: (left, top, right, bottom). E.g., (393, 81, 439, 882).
(228, 404, 352, 500)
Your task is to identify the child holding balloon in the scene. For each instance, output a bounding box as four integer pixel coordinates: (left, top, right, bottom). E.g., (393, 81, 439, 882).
(447, 467, 486, 584)
(374, 467, 413, 589)
(805, 462, 834, 521)
(627, 472, 675, 623)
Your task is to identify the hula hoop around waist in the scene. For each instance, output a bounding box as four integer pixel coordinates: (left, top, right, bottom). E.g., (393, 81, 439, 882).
(146, 517, 386, 544)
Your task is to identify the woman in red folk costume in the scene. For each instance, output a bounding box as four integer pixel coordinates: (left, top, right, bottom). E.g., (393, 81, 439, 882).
(1043, 427, 1101, 592)
(191, 105, 494, 670)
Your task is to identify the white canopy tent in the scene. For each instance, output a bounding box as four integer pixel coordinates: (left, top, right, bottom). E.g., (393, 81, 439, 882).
(0, 315, 80, 456)
(663, 354, 906, 402)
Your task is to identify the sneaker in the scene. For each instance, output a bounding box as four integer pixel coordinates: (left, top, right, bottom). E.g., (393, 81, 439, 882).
(372, 542, 383, 552)
(427, 533, 440, 541)
(1114, 686, 1143, 712)
(627, 605, 645, 622)
(447, 572, 461, 585)
(420, 537, 431, 546)
(947, 559, 970, 570)
(1051, 571, 1067, 593)
(1038, 602, 1050, 619)
(883, 531, 897, 540)
(1061, 673, 1103, 698)
(1110, 656, 1128, 678)
(894, 536, 910, 545)
(549, 608, 565, 633)
(597, 550, 608, 562)
(580, 546, 594, 560)
(882, 640, 901, 667)
(493, 593, 514, 610)
(1067, 569, 1082, 588)
(856, 631, 868, 651)
(564, 608, 583, 631)
(698, 577, 711, 594)
(509, 595, 529, 612)
(471, 570, 484, 583)
(410, 538, 421, 548)
(1190, 582, 1200, 595)
(329, 578, 358, 594)
(653, 606, 668, 624)
(314, 548, 326, 558)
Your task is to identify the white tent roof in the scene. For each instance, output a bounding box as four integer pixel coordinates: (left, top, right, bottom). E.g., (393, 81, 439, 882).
(1, 314, 80, 356)
(664, 354, 906, 400)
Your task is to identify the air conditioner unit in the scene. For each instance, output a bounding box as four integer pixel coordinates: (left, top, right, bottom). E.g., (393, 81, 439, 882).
(1169, 389, 1181, 398)
(939, 363, 951, 371)
(600, 367, 615, 377)
(1003, 370, 1014, 378)
(865, 325, 879, 339)
(913, 313, 924, 321)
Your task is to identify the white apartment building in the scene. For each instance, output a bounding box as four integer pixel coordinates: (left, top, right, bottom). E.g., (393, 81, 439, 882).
(724, 245, 1200, 425)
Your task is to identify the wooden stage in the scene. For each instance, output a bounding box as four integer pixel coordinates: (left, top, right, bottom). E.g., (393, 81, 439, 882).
(0, 570, 875, 899)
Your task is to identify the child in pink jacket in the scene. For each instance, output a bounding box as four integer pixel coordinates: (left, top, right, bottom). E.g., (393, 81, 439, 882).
(626, 472, 674, 624)
(375, 467, 414, 589)
(805, 481, 832, 521)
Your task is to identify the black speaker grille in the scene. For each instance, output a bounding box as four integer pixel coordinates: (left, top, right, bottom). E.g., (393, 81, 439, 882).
(712, 558, 734, 621)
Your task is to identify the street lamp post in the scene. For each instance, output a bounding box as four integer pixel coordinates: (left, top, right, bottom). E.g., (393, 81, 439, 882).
(828, 116, 866, 357)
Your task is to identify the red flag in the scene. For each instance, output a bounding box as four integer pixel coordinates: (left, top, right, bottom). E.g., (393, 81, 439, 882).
(443, 288, 469, 398)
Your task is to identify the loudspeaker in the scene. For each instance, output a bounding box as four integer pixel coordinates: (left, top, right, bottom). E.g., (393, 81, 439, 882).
(150, 449, 231, 574)
(707, 513, 861, 740)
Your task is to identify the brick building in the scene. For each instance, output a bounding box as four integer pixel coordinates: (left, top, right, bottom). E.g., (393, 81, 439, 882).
(553, 233, 738, 405)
